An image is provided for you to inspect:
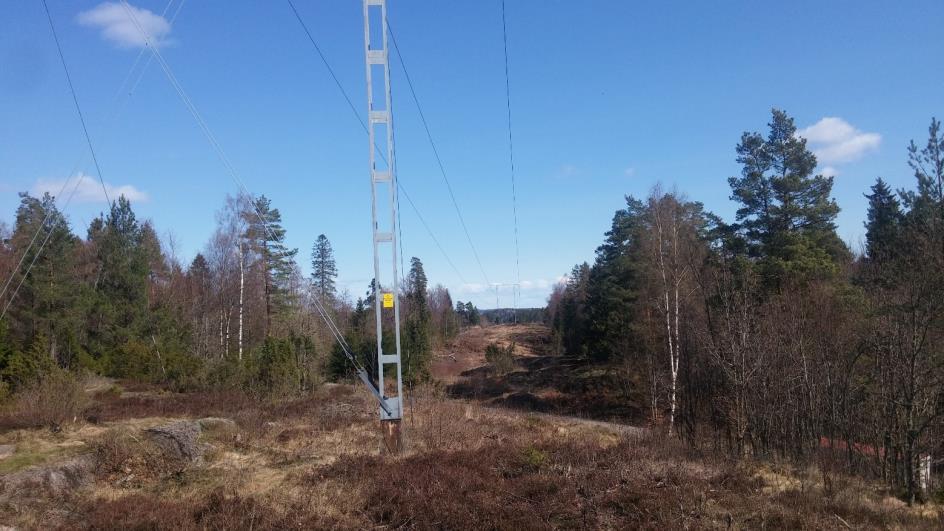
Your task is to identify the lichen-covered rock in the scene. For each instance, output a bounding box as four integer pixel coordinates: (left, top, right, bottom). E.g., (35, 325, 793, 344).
(0, 455, 95, 499)
(144, 421, 202, 463)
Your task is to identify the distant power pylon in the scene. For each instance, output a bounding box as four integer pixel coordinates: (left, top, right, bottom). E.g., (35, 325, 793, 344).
(492, 283, 520, 323)
(363, 0, 403, 452)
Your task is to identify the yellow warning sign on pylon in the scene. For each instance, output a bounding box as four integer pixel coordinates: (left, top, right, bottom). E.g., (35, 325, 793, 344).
(382, 292, 394, 308)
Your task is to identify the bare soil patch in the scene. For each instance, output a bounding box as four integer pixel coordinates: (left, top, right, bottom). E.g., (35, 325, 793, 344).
(438, 324, 643, 423)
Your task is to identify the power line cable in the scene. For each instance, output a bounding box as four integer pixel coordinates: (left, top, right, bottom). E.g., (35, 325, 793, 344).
(118, 0, 390, 410)
(500, 0, 522, 315)
(386, 22, 491, 287)
(1, 161, 88, 321)
(284, 0, 467, 284)
(389, 75, 407, 282)
(42, 0, 111, 207)
(1, 0, 150, 320)
(1, 0, 184, 314)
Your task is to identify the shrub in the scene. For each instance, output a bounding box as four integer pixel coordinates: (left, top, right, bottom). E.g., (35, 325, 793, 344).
(522, 446, 547, 471)
(0, 333, 55, 393)
(91, 428, 176, 480)
(485, 342, 517, 375)
(12, 368, 89, 430)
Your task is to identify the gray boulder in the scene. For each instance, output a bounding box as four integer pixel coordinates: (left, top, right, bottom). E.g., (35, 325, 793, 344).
(144, 421, 203, 463)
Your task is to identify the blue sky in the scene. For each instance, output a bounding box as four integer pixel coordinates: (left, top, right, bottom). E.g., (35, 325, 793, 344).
(2, 1, 942, 308)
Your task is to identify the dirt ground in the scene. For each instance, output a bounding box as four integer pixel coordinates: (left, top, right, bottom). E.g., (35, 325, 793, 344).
(434, 324, 643, 423)
(430, 323, 546, 384)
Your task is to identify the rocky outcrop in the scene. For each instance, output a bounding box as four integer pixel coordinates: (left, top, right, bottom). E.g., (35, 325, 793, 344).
(0, 455, 95, 498)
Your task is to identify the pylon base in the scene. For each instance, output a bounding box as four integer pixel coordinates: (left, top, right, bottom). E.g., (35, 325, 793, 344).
(381, 419, 402, 454)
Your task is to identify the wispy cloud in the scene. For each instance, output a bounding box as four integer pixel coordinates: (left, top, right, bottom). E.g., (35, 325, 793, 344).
(820, 166, 839, 178)
(797, 117, 881, 166)
(456, 283, 491, 295)
(33, 173, 149, 204)
(77, 2, 173, 49)
(623, 167, 636, 178)
(519, 279, 555, 290)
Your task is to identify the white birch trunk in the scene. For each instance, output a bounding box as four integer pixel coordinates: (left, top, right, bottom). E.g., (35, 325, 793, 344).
(219, 303, 224, 357)
(224, 305, 231, 359)
(238, 242, 244, 361)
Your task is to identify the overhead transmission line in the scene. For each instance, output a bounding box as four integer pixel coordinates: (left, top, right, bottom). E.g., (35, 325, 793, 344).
(0, 167, 86, 321)
(1, 0, 129, 320)
(285, 0, 466, 285)
(501, 0, 522, 314)
(386, 23, 492, 287)
(41, 0, 111, 207)
(1, 0, 187, 321)
(117, 0, 390, 412)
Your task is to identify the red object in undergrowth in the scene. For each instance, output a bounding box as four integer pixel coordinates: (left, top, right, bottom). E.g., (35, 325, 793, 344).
(819, 436, 886, 459)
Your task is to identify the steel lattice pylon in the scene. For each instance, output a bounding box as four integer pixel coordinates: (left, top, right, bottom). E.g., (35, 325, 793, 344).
(362, 0, 403, 450)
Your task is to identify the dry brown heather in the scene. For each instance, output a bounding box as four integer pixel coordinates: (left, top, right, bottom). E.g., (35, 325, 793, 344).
(0, 382, 942, 530)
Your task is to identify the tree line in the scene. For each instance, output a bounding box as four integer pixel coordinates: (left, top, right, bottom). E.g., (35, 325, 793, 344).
(0, 191, 479, 399)
(547, 109, 944, 503)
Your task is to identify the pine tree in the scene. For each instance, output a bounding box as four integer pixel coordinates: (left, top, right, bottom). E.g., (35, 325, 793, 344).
(901, 117, 944, 260)
(242, 195, 298, 335)
(728, 109, 847, 285)
(310, 234, 338, 304)
(465, 301, 480, 325)
(584, 195, 647, 361)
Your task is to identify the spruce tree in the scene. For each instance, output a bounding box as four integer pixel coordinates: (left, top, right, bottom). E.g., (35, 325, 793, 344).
(310, 234, 338, 304)
(87, 195, 151, 373)
(403, 257, 430, 382)
(864, 178, 903, 265)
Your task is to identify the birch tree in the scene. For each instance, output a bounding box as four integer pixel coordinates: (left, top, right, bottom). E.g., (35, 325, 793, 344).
(646, 188, 707, 435)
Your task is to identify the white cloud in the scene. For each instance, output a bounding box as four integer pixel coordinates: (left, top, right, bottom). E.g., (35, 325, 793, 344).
(820, 166, 839, 178)
(456, 283, 490, 295)
(623, 167, 636, 178)
(77, 2, 172, 49)
(33, 173, 149, 204)
(519, 279, 554, 290)
(797, 117, 881, 165)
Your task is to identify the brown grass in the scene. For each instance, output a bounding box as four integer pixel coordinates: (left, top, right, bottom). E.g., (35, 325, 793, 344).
(0, 370, 89, 431)
(3, 381, 942, 530)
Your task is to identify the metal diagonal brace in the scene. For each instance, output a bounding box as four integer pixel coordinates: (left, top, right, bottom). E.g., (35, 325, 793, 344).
(356, 367, 393, 417)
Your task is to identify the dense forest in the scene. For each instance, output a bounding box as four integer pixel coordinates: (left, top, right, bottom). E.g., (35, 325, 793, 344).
(548, 109, 944, 503)
(0, 190, 477, 398)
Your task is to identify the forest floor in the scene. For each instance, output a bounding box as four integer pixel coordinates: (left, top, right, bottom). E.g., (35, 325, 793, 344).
(0, 325, 941, 529)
